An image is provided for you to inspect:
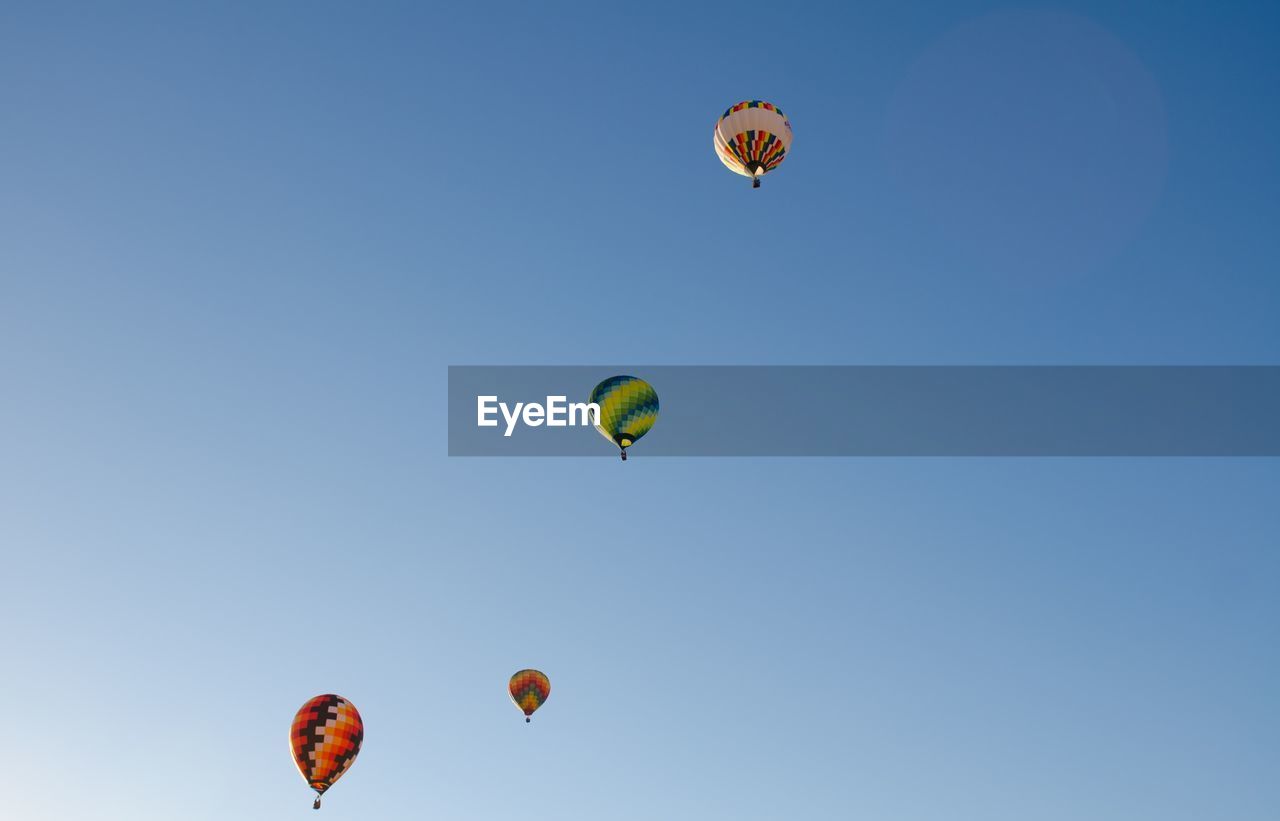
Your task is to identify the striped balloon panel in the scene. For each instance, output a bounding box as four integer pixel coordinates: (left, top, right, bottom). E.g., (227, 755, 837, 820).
(509, 669, 551, 716)
(720, 99, 787, 121)
(589, 375, 660, 449)
(721, 131, 788, 173)
(290, 694, 363, 794)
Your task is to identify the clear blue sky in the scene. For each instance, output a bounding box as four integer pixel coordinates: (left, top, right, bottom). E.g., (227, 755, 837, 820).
(2, 2, 1278, 819)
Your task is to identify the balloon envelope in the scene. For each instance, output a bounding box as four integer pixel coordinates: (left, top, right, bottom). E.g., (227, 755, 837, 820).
(509, 669, 551, 721)
(713, 100, 793, 186)
(589, 375, 659, 459)
(290, 694, 363, 806)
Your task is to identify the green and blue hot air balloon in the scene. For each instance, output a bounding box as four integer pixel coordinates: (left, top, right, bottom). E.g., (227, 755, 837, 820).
(589, 375, 659, 461)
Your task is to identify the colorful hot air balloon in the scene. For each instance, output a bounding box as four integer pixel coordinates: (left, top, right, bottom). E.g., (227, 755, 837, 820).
(589, 375, 659, 460)
(290, 694, 364, 810)
(713, 100, 793, 188)
(509, 669, 551, 723)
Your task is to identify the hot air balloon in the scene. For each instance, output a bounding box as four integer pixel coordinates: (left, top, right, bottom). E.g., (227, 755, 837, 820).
(713, 100, 793, 188)
(290, 694, 363, 809)
(589, 375, 659, 460)
(509, 669, 551, 723)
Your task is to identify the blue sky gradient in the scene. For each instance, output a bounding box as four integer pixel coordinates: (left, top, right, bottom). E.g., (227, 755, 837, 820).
(1, 2, 1278, 819)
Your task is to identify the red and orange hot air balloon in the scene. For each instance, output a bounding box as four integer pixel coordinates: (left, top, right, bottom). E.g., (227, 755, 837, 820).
(290, 694, 364, 809)
(509, 669, 551, 723)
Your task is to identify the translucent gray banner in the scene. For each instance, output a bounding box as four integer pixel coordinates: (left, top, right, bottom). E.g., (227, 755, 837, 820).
(447, 366, 1280, 456)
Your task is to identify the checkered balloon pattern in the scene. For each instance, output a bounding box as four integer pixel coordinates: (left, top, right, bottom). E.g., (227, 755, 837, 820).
(509, 669, 551, 721)
(290, 694, 363, 801)
(589, 375, 659, 458)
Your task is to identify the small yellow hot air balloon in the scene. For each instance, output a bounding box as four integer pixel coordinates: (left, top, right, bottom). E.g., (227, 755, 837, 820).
(589, 375, 659, 460)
